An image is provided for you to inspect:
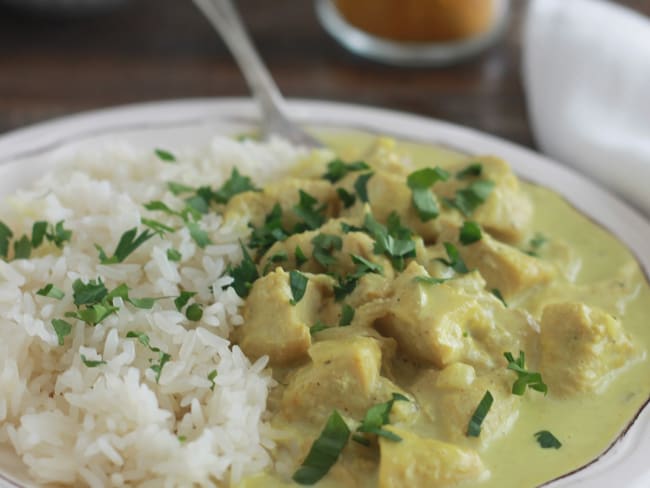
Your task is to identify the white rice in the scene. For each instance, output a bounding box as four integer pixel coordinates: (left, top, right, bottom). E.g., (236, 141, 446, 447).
(0, 136, 321, 487)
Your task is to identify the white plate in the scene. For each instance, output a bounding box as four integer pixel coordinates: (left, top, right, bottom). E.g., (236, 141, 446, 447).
(0, 98, 648, 488)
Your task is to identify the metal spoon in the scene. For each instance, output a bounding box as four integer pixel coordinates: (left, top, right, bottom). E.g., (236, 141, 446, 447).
(193, 0, 323, 148)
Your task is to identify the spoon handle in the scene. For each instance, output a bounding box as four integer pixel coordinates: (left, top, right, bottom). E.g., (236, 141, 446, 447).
(193, 0, 321, 146)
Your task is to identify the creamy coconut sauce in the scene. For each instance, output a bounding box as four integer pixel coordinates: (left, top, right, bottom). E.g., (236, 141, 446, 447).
(237, 132, 650, 488)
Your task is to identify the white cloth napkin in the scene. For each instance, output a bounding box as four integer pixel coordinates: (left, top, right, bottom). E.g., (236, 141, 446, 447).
(523, 0, 650, 216)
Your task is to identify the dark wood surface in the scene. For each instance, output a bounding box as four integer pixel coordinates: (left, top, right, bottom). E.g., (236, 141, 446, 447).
(0, 0, 648, 148)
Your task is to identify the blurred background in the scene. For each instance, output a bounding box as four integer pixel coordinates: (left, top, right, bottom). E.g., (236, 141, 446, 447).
(0, 0, 647, 149)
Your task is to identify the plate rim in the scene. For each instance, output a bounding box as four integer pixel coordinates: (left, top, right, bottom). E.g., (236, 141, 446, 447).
(0, 97, 648, 488)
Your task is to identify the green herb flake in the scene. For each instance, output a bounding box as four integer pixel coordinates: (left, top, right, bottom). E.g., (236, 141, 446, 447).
(126, 330, 151, 348)
(52, 319, 73, 345)
(311, 233, 343, 267)
(151, 351, 171, 383)
(36, 284, 65, 300)
(294, 191, 326, 230)
(13, 235, 31, 259)
(459, 221, 482, 245)
(289, 270, 308, 305)
(0, 221, 13, 258)
(406, 167, 449, 222)
(492, 288, 507, 307)
(80, 354, 106, 368)
(141, 218, 175, 236)
(356, 393, 409, 442)
(155, 148, 176, 162)
(208, 369, 218, 391)
(96, 227, 154, 264)
(363, 213, 415, 271)
(186, 221, 211, 248)
(227, 245, 260, 298)
(456, 163, 483, 180)
(47, 221, 72, 248)
(351, 434, 371, 447)
(310, 321, 330, 335)
(167, 181, 194, 195)
(340, 222, 364, 233)
(350, 254, 383, 277)
(292, 410, 351, 485)
(334, 276, 357, 302)
(414, 276, 448, 285)
(185, 303, 203, 321)
(353, 172, 374, 203)
(166, 248, 182, 262)
(436, 242, 469, 274)
(174, 290, 197, 312)
(144, 200, 179, 216)
(535, 430, 562, 449)
(31, 221, 48, 248)
(407, 167, 450, 189)
(444, 180, 495, 217)
(336, 188, 356, 209)
(526, 232, 548, 257)
(72, 278, 108, 307)
(322, 159, 370, 183)
(213, 167, 258, 204)
(467, 390, 493, 437)
(178, 435, 187, 443)
(295, 245, 308, 267)
(504, 351, 548, 396)
(339, 304, 355, 326)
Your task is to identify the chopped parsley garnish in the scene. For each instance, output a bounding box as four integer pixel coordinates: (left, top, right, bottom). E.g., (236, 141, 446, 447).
(295, 245, 308, 267)
(227, 244, 259, 298)
(185, 303, 203, 321)
(72, 278, 108, 306)
(155, 148, 176, 162)
(166, 248, 182, 262)
(263, 250, 288, 274)
(126, 331, 171, 383)
(310, 321, 330, 335)
(414, 276, 448, 285)
(364, 213, 415, 271)
(322, 159, 370, 183)
(208, 369, 218, 390)
(459, 221, 482, 245)
(504, 351, 547, 395)
(333, 276, 357, 301)
(436, 242, 469, 274)
(174, 290, 197, 312)
(456, 163, 483, 180)
(80, 354, 106, 368)
(294, 191, 326, 231)
(96, 227, 154, 264)
(492, 288, 507, 307)
(65, 303, 118, 326)
(350, 254, 383, 276)
(340, 222, 364, 233)
(311, 233, 343, 267)
(186, 221, 211, 248)
(46, 221, 72, 248)
(353, 172, 373, 203)
(292, 410, 350, 485)
(467, 390, 493, 437)
(141, 218, 175, 236)
(336, 188, 356, 208)
(167, 181, 194, 195)
(339, 304, 355, 326)
(525, 232, 547, 257)
(443, 179, 495, 217)
(289, 270, 308, 305)
(13, 235, 32, 259)
(356, 393, 409, 442)
(213, 167, 258, 204)
(249, 204, 289, 253)
(407, 167, 449, 222)
(0, 221, 13, 258)
(36, 284, 65, 300)
(535, 430, 562, 449)
(52, 319, 72, 345)
(31, 221, 47, 247)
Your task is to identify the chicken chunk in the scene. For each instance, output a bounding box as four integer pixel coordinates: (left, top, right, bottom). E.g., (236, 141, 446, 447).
(436, 156, 532, 243)
(237, 269, 334, 366)
(458, 232, 556, 300)
(540, 302, 637, 396)
(281, 336, 402, 422)
(378, 427, 488, 488)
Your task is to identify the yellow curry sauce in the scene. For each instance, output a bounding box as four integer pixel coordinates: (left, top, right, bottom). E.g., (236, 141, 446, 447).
(234, 134, 650, 488)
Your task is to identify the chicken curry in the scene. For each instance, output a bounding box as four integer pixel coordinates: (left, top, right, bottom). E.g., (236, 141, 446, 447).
(225, 134, 650, 487)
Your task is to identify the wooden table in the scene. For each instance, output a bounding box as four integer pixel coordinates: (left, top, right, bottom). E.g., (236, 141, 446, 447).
(0, 0, 647, 148)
